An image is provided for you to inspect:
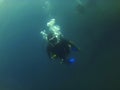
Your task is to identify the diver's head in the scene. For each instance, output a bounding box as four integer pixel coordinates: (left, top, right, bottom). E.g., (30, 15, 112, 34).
(47, 32, 58, 46)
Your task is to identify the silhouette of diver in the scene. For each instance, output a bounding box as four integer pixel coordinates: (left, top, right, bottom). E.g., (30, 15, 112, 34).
(46, 32, 80, 64)
(41, 18, 80, 64)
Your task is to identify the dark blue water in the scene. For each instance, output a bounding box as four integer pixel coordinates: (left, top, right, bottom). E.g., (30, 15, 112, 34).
(0, 0, 120, 90)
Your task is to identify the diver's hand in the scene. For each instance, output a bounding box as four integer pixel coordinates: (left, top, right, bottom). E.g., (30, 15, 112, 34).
(60, 59, 64, 64)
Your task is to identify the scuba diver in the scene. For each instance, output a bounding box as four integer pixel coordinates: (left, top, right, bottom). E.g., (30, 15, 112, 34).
(47, 32, 80, 64)
(41, 19, 80, 64)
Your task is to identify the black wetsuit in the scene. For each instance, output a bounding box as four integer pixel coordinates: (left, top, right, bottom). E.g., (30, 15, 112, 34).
(47, 38, 71, 60)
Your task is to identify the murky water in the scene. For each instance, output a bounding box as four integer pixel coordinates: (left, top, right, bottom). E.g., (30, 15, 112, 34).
(0, 0, 120, 90)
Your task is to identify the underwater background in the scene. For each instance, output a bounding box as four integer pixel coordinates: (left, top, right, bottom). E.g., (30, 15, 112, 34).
(0, 0, 120, 90)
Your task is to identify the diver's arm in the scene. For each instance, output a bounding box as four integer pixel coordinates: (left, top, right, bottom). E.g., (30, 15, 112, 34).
(46, 45, 57, 60)
(68, 41, 80, 51)
(46, 46, 52, 59)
